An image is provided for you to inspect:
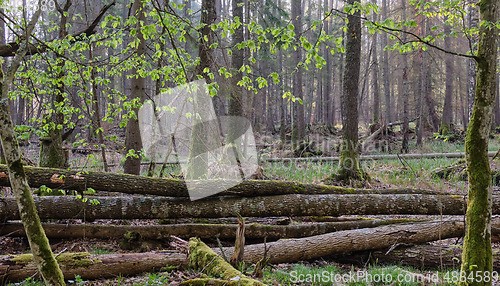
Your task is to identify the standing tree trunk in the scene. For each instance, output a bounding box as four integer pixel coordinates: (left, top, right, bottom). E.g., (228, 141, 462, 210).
(400, 0, 409, 153)
(381, 0, 391, 125)
(460, 0, 499, 284)
(39, 0, 72, 169)
(123, 0, 146, 175)
(439, 16, 454, 135)
(325, 0, 366, 184)
(291, 0, 305, 149)
(322, 0, 330, 126)
(0, 4, 65, 285)
(371, 4, 380, 128)
(466, 0, 479, 130)
(229, 0, 243, 118)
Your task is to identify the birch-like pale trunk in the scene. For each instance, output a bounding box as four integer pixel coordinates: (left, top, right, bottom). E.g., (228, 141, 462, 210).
(0, 2, 65, 285)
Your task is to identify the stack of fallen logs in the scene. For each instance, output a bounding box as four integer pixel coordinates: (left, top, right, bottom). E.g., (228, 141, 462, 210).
(0, 165, 499, 282)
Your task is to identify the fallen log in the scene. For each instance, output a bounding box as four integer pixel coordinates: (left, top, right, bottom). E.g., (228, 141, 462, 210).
(264, 151, 497, 162)
(0, 194, 481, 220)
(0, 219, 423, 240)
(3, 219, 497, 281)
(0, 164, 447, 197)
(0, 251, 187, 282)
(334, 244, 500, 271)
(217, 218, 500, 264)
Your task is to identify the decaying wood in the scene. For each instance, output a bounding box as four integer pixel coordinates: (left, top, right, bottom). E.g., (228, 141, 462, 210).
(0, 219, 423, 240)
(0, 194, 485, 220)
(264, 151, 497, 162)
(335, 244, 500, 271)
(4, 219, 499, 281)
(0, 251, 187, 282)
(187, 238, 265, 285)
(216, 218, 500, 264)
(0, 164, 447, 197)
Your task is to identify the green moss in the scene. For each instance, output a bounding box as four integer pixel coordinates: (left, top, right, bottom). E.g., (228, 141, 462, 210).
(12, 253, 34, 264)
(12, 252, 97, 268)
(56, 252, 97, 268)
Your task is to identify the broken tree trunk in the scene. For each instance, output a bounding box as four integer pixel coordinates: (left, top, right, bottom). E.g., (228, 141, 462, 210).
(0, 219, 423, 240)
(335, 244, 500, 271)
(0, 194, 486, 220)
(0, 251, 187, 282)
(216, 218, 500, 264)
(0, 164, 447, 197)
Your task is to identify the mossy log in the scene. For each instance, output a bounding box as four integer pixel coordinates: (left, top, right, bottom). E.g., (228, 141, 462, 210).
(335, 244, 500, 271)
(0, 251, 187, 282)
(187, 238, 265, 285)
(0, 219, 427, 241)
(0, 194, 490, 220)
(0, 164, 447, 197)
(216, 218, 500, 264)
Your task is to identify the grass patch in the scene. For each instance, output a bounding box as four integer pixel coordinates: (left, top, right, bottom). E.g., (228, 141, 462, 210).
(263, 263, 465, 285)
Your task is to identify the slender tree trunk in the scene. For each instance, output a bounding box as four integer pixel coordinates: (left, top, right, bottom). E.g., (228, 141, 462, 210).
(460, 0, 499, 284)
(400, 0, 409, 153)
(439, 16, 454, 135)
(466, 0, 479, 129)
(123, 0, 146, 175)
(291, 0, 305, 148)
(0, 4, 65, 284)
(371, 23, 380, 127)
(381, 0, 391, 125)
(323, 0, 330, 125)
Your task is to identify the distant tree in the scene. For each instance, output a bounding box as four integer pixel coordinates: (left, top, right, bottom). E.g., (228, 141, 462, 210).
(291, 0, 305, 148)
(124, 0, 146, 175)
(439, 15, 454, 135)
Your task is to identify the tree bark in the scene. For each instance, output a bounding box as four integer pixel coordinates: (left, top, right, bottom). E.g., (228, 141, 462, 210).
(123, 0, 146, 175)
(1, 218, 424, 241)
(1, 194, 495, 220)
(291, 0, 305, 147)
(439, 16, 454, 136)
(217, 219, 480, 264)
(334, 0, 365, 182)
(381, 0, 391, 125)
(0, 164, 451, 197)
(461, 0, 499, 284)
(400, 0, 410, 153)
(0, 251, 187, 282)
(0, 4, 65, 285)
(466, 0, 479, 129)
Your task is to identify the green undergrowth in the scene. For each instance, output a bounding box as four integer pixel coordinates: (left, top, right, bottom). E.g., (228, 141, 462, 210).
(263, 263, 465, 286)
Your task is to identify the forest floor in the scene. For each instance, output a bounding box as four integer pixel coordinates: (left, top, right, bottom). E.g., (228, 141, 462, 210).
(3, 127, 500, 285)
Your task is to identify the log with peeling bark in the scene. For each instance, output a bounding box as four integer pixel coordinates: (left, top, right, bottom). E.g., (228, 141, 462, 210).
(0, 251, 187, 282)
(334, 244, 500, 271)
(0, 164, 447, 197)
(0, 219, 423, 240)
(3, 219, 498, 281)
(216, 218, 500, 264)
(0, 194, 485, 220)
